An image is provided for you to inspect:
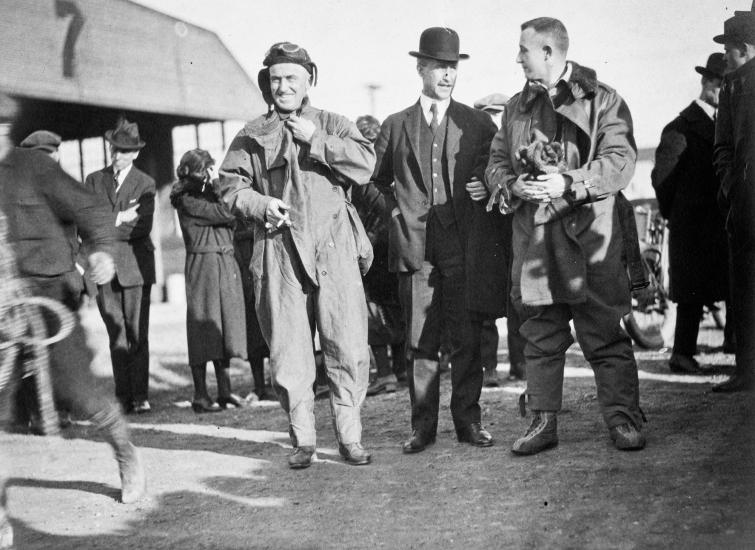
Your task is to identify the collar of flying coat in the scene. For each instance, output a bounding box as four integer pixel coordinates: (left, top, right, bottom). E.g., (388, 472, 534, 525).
(519, 61, 598, 140)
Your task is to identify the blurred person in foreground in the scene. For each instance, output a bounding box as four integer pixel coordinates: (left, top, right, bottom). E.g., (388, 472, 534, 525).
(372, 27, 498, 454)
(85, 119, 156, 414)
(0, 94, 146, 524)
(13, 129, 76, 432)
(171, 149, 247, 413)
(711, 11, 755, 392)
(471, 93, 526, 387)
(651, 53, 730, 375)
(217, 42, 376, 469)
(352, 114, 406, 397)
(486, 17, 646, 454)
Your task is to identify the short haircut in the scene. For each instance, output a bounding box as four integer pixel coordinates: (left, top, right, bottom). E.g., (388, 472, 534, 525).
(521, 17, 569, 55)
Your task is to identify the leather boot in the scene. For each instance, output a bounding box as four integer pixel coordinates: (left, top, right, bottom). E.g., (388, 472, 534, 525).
(214, 360, 244, 409)
(288, 446, 316, 469)
(512, 411, 558, 455)
(338, 442, 372, 465)
(91, 404, 146, 503)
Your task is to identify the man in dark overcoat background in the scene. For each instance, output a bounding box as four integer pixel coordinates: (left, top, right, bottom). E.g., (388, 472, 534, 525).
(652, 53, 730, 376)
(85, 119, 156, 413)
(372, 27, 498, 453)
(712, 11, 755, 392)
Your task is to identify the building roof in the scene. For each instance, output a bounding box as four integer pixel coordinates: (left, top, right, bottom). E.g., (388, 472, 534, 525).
(0, 0, 265, 121)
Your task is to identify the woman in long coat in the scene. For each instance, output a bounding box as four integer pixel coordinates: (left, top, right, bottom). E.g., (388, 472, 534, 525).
(171, 149, 247, 412)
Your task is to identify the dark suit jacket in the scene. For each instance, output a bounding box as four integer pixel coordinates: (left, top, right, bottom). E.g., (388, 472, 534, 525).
(0, 147, 114, 277)
(372, 99, 497, 272)
(85, 165, 156, 287)
(652, 101, 728, 303)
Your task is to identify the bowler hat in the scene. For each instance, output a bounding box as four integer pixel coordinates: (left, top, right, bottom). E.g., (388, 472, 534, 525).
(20, 130, 62, 153)
(695, 53, 726, 80)
(104, 119, 145, 150)
(714, 13, 755, 45)
(474, 93, 510, 113)
(409, 27, 469, 62)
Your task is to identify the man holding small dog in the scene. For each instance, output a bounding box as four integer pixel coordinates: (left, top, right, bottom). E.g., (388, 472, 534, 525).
(486, 17, 646, 454)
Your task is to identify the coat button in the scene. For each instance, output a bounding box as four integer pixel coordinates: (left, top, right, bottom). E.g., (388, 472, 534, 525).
(321, 270, 327, 276)
(328, 242, 335, 248)
(332, 186, 339, 192)
(332, 213, 338, 219)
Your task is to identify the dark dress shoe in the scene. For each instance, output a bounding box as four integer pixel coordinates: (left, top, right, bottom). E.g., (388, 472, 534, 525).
(339, 443, 372, 465)
(669, 354, 707, 375)
(457, 423, 494, 447)
(712, 373, 754, 393)
(132, 400, 151, 414)
(288, 446, 316, 469)
(191, 397, 222, 413)
(217, 394, 245, 409)
(402, 431, 435, 454)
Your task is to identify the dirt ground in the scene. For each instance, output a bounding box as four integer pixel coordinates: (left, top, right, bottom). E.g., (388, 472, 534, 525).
(2, 304, 754, 549)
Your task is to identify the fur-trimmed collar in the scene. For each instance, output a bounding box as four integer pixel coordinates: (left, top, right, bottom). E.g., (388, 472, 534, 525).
(520, 62, 598, 112)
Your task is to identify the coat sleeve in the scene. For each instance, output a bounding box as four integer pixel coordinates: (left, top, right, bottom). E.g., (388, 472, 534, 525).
(42, 161, 115, 253)
(308, 113, 376, 186)
(178, 194, 236, 227)
(370, 117, 395, 196)
(651, 122, 686, 220)
(216, 132, 270, 224)
(473, 113, 498, 182)
(115, 175, 155, 242)
(484, 106, 519, 214)
(714, 75, 735, 211)
(561, 91, 637, 202)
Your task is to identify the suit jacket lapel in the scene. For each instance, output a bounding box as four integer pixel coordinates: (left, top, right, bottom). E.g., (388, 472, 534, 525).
(103, 166, 116, 206)
(403, 102, 427, 192)
(445, 101, 463, 194)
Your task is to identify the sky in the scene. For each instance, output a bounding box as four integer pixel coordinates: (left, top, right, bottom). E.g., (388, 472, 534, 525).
(134, 0, 747, 149)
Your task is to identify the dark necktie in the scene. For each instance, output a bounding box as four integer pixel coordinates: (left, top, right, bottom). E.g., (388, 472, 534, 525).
(113, 171, 120, 192)
(429, 102, 439, 133)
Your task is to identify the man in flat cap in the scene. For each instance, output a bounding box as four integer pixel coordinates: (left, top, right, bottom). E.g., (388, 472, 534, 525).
(652, 53, 731, 376)
(372, 27, 497, 454)
(85, 119, 156, 413)
(486, 17, 646, 454)
(217, 42, 376, 469)
(712, 11, 755, 392)
(0, 94, 146, 515)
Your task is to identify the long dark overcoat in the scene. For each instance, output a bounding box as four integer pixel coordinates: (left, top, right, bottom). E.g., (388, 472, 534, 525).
(174, 187, 247, 364)
(652, 101, 729, 303)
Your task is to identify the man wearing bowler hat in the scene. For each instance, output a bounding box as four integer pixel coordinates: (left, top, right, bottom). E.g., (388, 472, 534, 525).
(85, 119, 156, 412)
(372, 27, 497, 453)
(652, 53, 731, 376)
(712, 10, 755, 392)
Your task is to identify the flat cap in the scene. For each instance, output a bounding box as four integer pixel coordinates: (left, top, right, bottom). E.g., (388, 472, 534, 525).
(473, 93, 510, 113)
(20, 130, 62, 153)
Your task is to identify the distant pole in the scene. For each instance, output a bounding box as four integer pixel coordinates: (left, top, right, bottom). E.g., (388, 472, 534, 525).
(366, 83, 381, 116)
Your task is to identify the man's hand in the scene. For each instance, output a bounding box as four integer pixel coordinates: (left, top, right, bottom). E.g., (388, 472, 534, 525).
(264, 198, 292, 231)
(285, 115, 316, 144)
(511, 174, 551, 203)
(465, 177, 488, 202)
(87, 251, 115, 285)
(535, 173, 571, 198)
(116, 203, 140, 226)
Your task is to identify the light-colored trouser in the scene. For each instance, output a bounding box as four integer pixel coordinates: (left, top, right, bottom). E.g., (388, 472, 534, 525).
(256, 231, 369, 448)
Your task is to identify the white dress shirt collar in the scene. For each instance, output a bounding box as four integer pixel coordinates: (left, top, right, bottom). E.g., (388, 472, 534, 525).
(694, 98, 716, 121)
(113, 163, 133, 193)
(419, 94, 451, 126)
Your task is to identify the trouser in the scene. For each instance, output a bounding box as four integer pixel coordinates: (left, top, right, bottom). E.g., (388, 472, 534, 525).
(96, 280, 151, 407)
(507, 293, 527, 378)
(256, 231, 369, 448)
(673, 302, 704, 357)
(398, 215, 480, 435)
(479, 318, 499, 372)
(516, 288, 643, 429)
(729, 224, 755, 378)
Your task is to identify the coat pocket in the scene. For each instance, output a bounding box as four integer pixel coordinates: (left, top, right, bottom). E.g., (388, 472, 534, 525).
(345, 201, 374, 275)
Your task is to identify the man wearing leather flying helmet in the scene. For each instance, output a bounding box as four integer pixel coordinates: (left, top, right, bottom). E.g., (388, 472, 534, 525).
(217, 42, 376, 469)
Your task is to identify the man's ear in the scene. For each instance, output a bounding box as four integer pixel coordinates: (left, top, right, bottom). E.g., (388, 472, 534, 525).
(543, 45, 552, 59)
